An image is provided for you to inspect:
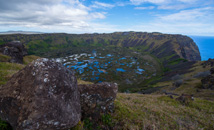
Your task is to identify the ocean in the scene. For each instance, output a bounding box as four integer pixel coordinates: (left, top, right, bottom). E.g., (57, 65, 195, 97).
(189, 36, 214, 61)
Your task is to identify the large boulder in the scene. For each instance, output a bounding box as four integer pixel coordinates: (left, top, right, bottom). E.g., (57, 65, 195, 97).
(0, 58, 81, 130)
(78, 82, 118, 121)
(0, 41, 27, 63)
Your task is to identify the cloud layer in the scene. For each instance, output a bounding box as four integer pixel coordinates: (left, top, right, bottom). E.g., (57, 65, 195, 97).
(0, 0, 112, 33)
(0, 0, 213, 35)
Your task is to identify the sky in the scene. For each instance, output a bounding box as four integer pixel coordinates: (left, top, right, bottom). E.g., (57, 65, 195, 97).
(0, 0, 214, 36)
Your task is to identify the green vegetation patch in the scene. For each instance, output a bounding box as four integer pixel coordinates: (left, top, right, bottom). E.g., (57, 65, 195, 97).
(168, 58, 188, 65)
(23, 55, 40, 65)
(77, 79, 93, 85)
(0, 62, 25, 86)
(161, 54, 176, 61)
(0, 55, 39, 86)
(112, 93, 214, 130)
(0, 54, 11, 62)
(0, 40, 5, 45)
(0, 118, 12, 130)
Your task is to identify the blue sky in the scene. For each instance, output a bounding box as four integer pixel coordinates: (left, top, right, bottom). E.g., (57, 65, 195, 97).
(0, 0, 214, 36)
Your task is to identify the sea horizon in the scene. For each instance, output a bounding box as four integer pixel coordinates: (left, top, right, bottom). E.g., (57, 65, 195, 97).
(189, 35, 214, 61)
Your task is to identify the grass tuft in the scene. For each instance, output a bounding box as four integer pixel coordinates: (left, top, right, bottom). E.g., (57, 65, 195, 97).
(23, 55, 40, 65)
(0, 62, 25, 86)
(112, 93, 214, 130)
(0, 54, 11, 62)
(77, 79, 93, 85)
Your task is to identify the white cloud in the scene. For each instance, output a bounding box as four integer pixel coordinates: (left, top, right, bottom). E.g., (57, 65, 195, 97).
(130, 0, 168, 5)
(0, 0, 110, 32)
(158, 4, 187, 10)
(135, 6, 155, 10)
(91, 1, 115, 9)
(130, 7, 214, 36)
(159, 7, 213, 22)
(130, 0, 213, 11)
(178, 0, 198, 3)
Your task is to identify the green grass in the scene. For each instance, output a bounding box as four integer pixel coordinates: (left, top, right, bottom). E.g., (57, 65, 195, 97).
(168, 58, 188, 65)
(23, 55, 40, 65)
(0, 40, 5, 45)
(112, 93, 214, 130)
(0, 62, 25, 86)
(77, 79, 93, 85)
(0, 54, 11, 62)
(0, 118, 12, 130)
(0, 55, 40, 86)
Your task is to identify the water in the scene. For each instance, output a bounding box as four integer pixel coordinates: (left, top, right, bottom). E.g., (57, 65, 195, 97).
(190, 36, 214, 61)
(53, 50, 155, 83)
(116, 68, 126, 72)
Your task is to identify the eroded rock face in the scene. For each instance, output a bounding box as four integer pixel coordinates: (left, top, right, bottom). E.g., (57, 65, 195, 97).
(200, 68, 214, 90)
(201, 75, 214, 90)
(78, 82, 118, 121)
(201, 58, 214, 67)
(0, 58, 81, 130)
(0, 41, 27, 63)
(176, 35, 201, 61)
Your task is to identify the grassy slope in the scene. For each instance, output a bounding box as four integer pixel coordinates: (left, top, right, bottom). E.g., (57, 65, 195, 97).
(152, 61, 214, 100)
(113, 93, 214, 130)
(0, 54, 11, 62)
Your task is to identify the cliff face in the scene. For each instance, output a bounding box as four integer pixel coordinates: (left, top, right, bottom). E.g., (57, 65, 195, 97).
(114, 32, 201, 61)
(0, 32, 201, 62)
(175, 35, 201, 61)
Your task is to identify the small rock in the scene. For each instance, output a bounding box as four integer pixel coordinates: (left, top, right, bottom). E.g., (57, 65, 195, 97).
(176, 94, 194, 104)
(78, 82, 118, 121)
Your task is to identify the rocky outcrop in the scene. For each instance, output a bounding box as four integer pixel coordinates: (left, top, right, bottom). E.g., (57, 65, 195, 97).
(175, 35, 201, 61)
(78, 82, 118, 121)
(201, 58, 214, 67)
(201, 68, 214, 90)
(201, 76, 214, 90)
(0, 41, 27, 64)
(0, 58, 81, 130)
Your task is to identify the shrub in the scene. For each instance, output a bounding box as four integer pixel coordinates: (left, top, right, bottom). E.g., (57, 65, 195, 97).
(70, 121, 83, 130)
(101, 114, 113, 126)
(0, 54, 11, 62)
(83, 118, 93, 130)
(0, 118, 13, 130)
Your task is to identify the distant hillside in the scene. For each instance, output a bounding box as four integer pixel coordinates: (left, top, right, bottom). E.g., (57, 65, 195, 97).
(0, 32, 201, 64)
(0, 31, 43, 35)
